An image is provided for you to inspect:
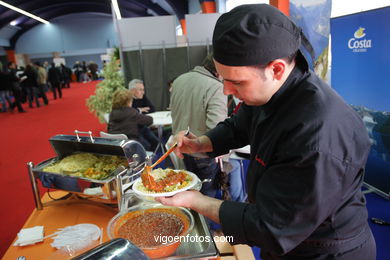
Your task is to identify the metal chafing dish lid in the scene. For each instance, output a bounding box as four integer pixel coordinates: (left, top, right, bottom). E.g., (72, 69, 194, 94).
(49, 134, 147, 167)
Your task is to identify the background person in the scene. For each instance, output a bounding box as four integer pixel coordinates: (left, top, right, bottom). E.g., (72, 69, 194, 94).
(128, 79, 159, 151)
(60, 63, 72, 88)
(108, 89, 156, 151)
(6, 62, 25, 113)
(0, 62, 13, 112)
(48, 63, 62, 100)
(158, 4, 375, 260)
(170, 54, 244, 201)
(20, 64, 40, 108)
(34, 62, 49, 105)
(128, 79, 155, 114)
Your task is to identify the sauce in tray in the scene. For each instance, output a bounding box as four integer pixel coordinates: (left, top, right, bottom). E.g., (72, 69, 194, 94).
(116, 208, 188, 248)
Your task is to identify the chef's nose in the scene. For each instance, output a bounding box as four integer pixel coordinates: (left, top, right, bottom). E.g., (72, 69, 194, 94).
(223, 82, 235, 95)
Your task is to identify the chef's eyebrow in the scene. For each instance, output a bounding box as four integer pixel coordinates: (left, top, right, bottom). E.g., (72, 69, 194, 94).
(222, 78, 241, 84)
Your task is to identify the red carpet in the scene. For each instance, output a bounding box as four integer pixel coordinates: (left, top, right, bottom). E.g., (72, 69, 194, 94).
(0, 81, 106, 257)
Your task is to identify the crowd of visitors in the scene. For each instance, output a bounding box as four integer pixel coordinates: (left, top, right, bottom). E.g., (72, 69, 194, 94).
(0, 60, 98, 114)
(73, 60, 99, 83)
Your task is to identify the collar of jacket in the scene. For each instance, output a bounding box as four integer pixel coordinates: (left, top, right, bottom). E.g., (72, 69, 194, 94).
(260, 62, 308, 117)
(191, 66, 222, 82)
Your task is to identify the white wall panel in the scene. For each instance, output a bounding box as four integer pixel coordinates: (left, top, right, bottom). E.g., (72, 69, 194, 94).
(118, 15, 176, 50)
(185, 13, 221, 46)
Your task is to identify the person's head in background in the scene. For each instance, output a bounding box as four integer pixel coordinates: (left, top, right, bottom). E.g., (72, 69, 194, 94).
(128, 79, 145, 99)
(8, 61, 16, 70)
(112, 89, 133, 109)
(167, 77, 177, 93)
(202, 53, 219, 79)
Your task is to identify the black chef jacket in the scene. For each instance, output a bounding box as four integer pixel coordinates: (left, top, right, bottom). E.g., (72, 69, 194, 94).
(206, 64, 373, 258)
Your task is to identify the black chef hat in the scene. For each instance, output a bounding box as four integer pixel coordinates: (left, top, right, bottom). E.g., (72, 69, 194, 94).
(212, 4, 315, 68)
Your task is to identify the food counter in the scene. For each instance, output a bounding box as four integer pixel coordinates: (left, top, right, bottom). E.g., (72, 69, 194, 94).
(4, 133, 254, 259)
(3, 191, 255, 259)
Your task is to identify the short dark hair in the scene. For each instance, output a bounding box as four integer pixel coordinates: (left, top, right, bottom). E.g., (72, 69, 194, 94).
(202, 53, 217, 77)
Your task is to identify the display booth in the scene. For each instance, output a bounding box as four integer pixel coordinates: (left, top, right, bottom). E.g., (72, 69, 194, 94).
(331, 6, 390, 199)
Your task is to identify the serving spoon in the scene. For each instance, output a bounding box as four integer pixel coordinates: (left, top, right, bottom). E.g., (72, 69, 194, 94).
(141, 128, 190, 185)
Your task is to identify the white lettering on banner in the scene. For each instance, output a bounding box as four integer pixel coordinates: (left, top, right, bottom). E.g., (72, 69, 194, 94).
(348, 27, 372, 52)
(348, 38, 372, 49)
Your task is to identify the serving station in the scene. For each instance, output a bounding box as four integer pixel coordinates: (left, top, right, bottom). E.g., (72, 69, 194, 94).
(6, 131, 221, 259)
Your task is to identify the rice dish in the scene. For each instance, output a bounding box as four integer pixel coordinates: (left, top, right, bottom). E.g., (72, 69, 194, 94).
(43, 153, 128, 180)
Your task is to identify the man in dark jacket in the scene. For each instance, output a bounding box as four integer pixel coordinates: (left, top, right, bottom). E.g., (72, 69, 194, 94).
(128, 79, 155, 114)
(0, 64, 12, 112)
(48, 63, 62, 99)
(128, 79, 159, 151)
(157, 4, 375, 260)
(6, 62, 25, 112)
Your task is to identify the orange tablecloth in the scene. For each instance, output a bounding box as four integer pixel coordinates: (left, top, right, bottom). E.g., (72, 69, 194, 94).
(3, 191, 117, 260)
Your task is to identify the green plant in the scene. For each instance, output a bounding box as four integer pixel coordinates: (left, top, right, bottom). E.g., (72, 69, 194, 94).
(112, 46, 120, 61)
(86, 57, 125, 123)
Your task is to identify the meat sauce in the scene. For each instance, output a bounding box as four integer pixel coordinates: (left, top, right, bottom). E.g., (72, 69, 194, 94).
(116, 208, 187, 248)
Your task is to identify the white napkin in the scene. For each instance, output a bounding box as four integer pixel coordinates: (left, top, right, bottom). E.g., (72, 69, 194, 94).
(14, 226, 44, 246)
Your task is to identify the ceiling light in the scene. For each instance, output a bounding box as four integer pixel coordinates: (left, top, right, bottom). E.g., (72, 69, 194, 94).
(111, 0, 122, 20)
(0, 1, 49, 24)
(10, 20, 18, 26)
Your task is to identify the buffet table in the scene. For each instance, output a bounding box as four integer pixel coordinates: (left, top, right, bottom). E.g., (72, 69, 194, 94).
(3, 191, 117, 259)
(148, 111, 172, 154)
(4, 191, 254, 259)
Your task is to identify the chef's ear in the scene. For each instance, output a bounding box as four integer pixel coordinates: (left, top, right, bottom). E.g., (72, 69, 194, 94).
(269, 59, 287, 81)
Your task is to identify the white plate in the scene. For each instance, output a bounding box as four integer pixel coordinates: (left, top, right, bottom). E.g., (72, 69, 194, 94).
(132, 170, 200, 198)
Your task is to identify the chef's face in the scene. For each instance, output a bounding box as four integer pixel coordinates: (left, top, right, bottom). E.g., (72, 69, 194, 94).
(214, 60, 280, 106)
(133, 83, 145, 99)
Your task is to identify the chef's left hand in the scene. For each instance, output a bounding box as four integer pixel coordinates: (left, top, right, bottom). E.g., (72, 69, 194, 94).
(155, 190, 201, 208)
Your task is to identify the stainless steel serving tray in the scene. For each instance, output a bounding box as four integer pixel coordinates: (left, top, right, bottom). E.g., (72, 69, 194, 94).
(119, 193, 219, 259)
(33, 155, 127, 184)
(28, 132, 149, 208)
(169, 209, 219, 259)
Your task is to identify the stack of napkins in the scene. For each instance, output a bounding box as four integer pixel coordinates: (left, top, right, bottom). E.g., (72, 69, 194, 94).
(13, 226, 44, 246)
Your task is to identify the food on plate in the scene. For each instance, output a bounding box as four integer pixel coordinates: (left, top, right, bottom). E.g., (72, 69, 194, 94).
(139, 168, 192, 193)
(43, 153, 128, 180)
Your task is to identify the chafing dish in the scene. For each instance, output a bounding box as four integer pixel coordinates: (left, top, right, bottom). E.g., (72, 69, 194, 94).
(28, 131, 148, 210)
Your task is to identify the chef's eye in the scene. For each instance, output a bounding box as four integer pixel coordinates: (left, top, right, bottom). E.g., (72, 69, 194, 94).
(222, 79, 241, 86)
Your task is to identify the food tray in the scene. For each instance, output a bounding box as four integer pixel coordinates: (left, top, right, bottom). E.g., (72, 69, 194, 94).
(119, 194, 219, 259)
(28, 132, 148, 209)
(168, 209, 219, 259)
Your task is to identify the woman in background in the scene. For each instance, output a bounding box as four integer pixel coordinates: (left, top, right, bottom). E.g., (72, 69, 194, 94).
(108, 89, 156, 151)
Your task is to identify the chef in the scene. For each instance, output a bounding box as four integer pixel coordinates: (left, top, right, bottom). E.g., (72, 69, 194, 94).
(157, 4, 376, 260)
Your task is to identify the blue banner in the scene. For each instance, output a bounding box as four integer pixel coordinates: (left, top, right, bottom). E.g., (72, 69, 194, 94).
(331, 7, 390, 196)
(290, 0, 332, 81)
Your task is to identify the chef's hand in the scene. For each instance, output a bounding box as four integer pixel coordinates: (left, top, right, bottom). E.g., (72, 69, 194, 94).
(156, 190, 223, 224)
(173, 131, 213, 159)
(155, 190, 200, 208)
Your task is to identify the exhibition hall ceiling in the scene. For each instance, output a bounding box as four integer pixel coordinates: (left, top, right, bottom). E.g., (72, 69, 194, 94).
(0, 0, 188, 48)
